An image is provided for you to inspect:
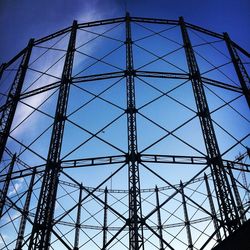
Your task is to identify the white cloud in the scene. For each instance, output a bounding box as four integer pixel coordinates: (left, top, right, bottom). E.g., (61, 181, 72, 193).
(0, 234, 9, 245)
(10, 4, 121, 144)
(8, 178, 24, 196)
(12, 10, 104, 136)
(10, 49, 65, 136)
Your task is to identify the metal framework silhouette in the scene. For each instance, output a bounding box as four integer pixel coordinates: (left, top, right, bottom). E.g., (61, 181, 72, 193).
(0, 13, 250, 250)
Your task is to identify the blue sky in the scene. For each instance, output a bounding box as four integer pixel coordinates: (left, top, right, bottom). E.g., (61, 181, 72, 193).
(0, 1, 249, 249)
(0, 0, 250, 63)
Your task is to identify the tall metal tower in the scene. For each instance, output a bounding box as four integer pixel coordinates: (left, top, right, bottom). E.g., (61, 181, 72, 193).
(0, 14, 250, 250)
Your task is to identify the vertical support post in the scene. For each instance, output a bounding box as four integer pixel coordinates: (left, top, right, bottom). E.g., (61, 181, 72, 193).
(224, 33, 250, 108)
(155, 186, 164, 250)
(0, 153, 16, 218)
(241, 167, 250, 203)
(28, 20, 77, 250)
(204, 173, 221, 242)
(0, 40, 33, 161)
(0, 63, 6, 81)
(125, 12, 144, 250)
(227, 164, 246, 223)
(102, 187, 108, 250)
(179, 16, 241, 236)
(74, 183, 83, 250)
(180, 181, 193, 250)
(15, 169, 36, 250)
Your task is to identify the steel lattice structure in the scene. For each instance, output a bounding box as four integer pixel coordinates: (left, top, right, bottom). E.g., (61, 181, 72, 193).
(0, 13, 250, 250)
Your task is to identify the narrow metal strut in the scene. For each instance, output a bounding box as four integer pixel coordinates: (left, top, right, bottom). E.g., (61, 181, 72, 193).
(0, 153, 16, 217)
(102, 187, 108, 250)
(180, 181, 193, 250)
(0, 39, 34, 161)
(204, 173, 221, 242)
(155, 186, 164, 250)
(125, 12, 144, 250)
(73, 184, 83, 250)
(224, 32, 250, 108)
(15, 169, 36, 250)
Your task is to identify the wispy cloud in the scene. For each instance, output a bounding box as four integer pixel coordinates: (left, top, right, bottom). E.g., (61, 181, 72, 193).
(10, 4, 121, 152)
(8, 178, 24, 196)
(0, 234, 9, 246)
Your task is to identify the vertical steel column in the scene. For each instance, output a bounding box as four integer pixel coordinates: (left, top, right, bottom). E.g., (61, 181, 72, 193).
(224, 33, 250, 108)
(204, 173, 221, 242)
(227, 164, 246, 223)
(74, 183, 83, 250)
(0, 153, 16, 217)
(125, 12, 144, 250)
(155, 186, 164, 250)
(241, 167, 250, 203)
(180, 181, 193, 250)
(15, 169, 36, 250)
(28, 20, 77, 250)
(102, 187, 108, 250)
(0, 40, 33, 161)
(179, 17, 241, 235)
(0, 63, 6, 80)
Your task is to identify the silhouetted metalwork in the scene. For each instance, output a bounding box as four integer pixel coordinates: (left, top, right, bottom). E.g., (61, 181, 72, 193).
(224, 32, 250, 108)
(28, 20, 78, 250)
(0, 154, 16, 217)
(0, 39, 33, 160)
(126, 13, 144, 250)
(0, 14, 249, 250)
(180, 17, 241, 235)
(15, 169, 36, 250)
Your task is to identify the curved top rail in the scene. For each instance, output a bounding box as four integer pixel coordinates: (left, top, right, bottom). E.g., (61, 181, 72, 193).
(1, 15, 249, 69)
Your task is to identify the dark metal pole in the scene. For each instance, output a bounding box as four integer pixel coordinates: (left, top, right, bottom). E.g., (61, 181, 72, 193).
(28, 20, 77, 250)
(15, 169, 36, 250)
(204, 173, 221, 242)
(125, 12, 144, 250)
(0, 63, 6, 80)
(224, 32, 250, 108)
(179, 16, 241, 236)
(102, 187, 108, 250)
(0, 40, 34, 161)
(227, 164, 247, 223)
(240, 166, 250, 203)
(180, 181, 193, 250)
(155, 186, 164, 250)
(74, 183, 83, 250)
(0, 153, 16, 218)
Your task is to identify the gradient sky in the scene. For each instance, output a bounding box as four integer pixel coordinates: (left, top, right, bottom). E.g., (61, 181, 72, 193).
(0, 0, 250, 64)
(0, 1, 249, 249)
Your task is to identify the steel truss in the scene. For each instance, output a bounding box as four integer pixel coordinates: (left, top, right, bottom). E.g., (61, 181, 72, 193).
(0, 13, 250, 250)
